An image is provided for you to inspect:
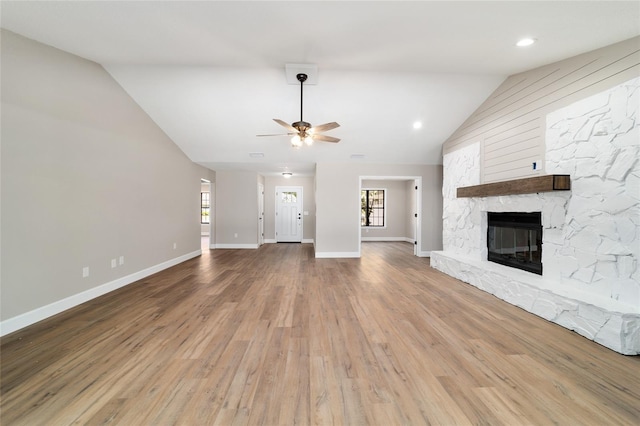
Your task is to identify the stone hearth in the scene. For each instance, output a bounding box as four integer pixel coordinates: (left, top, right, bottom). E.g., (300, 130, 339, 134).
(431, 77, 640, 355)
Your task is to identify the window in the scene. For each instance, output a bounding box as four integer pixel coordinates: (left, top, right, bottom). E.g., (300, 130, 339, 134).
(281, 191, 297, 203)
(361, 189, 385, 227)
(201, 192, 210, 224)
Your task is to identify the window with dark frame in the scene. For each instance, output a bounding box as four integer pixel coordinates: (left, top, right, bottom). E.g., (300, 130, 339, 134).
(201, 192, 210, 224)
(361, 189, 385, 227)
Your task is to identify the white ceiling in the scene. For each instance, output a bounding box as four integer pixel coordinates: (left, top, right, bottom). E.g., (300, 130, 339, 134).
(2, 1, 639, 176)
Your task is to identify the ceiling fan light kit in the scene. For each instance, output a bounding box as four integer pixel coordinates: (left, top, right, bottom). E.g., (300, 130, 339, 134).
(258, 69, 340, 148)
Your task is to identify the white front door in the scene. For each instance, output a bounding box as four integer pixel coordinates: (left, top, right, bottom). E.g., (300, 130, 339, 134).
(276, 186, 303, 242)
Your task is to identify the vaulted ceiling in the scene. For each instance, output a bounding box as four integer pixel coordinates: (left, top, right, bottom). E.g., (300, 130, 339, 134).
(2, 1, 639, 176)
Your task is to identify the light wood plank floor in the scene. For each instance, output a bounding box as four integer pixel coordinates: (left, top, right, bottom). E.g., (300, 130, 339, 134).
(2, 242, 639, 425)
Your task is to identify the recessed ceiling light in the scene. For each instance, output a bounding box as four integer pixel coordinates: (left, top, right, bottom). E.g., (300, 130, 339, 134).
(413, 121, 422, 129)
(516, 38, 536, 47)
(249, 152, 264, 158)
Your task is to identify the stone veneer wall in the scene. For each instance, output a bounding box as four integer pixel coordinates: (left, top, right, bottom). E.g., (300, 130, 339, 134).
(431, 77, 639, 354)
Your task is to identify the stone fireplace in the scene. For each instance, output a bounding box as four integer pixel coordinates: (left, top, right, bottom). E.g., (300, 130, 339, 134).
(431, 77, 640, 355)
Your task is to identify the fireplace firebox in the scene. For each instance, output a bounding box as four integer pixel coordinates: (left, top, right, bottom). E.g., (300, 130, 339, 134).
(487, 212, 542, 275)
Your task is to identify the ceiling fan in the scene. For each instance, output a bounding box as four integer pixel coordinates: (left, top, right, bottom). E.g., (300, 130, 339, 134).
(258, 73, 340, 147)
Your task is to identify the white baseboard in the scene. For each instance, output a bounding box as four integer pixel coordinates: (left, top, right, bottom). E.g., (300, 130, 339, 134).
(360, 238, 429, 257)
(361, 237, 414, 242)
(264, 239, 314, 244)
(215, 243, 259, 249)
(315, 251, 360, 258)
(0, 250, 202, 337)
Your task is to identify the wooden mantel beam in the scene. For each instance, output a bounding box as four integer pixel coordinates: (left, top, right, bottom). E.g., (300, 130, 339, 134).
(457, 175, 571, 198)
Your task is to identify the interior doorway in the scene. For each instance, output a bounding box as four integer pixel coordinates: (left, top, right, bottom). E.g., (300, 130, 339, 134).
(275, 186, 303, 243)
(358, 176, 422, 257)
(201, 179, 212, 250)
(258, 183, 265, 246)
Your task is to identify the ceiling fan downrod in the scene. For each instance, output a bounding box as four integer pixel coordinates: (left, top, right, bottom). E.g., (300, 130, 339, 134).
(294, 73, 310, 131)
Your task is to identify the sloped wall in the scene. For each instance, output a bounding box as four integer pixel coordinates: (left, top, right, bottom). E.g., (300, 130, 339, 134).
(1, 30, 210, 333)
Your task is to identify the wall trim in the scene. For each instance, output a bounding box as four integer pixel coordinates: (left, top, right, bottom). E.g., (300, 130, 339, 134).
(360, 238, 428, 256)
(264, 239, 314, 244)
(315, 251, 360, 259)
(215, 243, 259, 249)
(361, 237, 413, 242)
(0, 250, 202, 337)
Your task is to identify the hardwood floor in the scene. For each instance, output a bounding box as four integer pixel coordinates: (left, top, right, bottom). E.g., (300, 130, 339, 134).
(2, 242, 639, 425)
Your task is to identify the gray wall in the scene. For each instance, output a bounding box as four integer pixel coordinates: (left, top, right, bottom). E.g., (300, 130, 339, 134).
(214, 170, 260, 246)
(1, 30, 212, 323)
(443, 36, 640, 183)
(264, 175, 315, 242)
(315, 163, 443, 255)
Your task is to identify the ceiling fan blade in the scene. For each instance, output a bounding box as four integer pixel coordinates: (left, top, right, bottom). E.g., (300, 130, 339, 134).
(309, 122, 340, 133)
(256, 133, 294, 137)
(273, 118, 298, 133)
(312, 134, 340, 143)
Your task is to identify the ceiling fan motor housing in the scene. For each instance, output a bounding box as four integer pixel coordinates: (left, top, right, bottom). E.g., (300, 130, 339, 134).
(292, 121, 311, 131)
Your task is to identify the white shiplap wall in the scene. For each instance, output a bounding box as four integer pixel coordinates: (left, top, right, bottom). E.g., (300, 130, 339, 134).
(443, 36, 640, 183)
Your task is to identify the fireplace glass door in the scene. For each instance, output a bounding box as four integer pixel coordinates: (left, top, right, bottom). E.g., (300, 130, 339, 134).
(487, 212, 542, 275)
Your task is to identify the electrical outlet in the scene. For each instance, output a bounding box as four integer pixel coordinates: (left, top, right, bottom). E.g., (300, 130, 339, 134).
(119, 256, 124, 265)
(234, 233, 238, 238)
(111, 259, 117, 268)
(173, 242, 177, 249)
(82, 267, 89, 278)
